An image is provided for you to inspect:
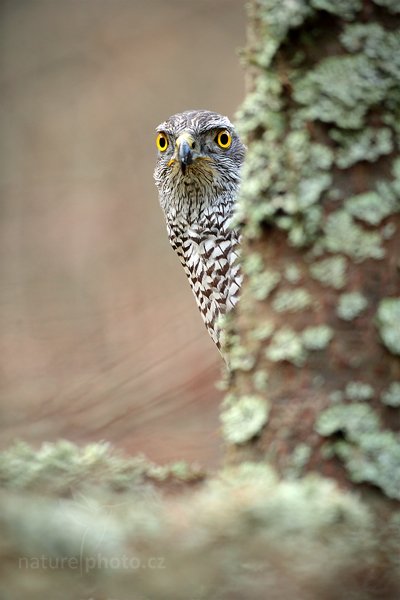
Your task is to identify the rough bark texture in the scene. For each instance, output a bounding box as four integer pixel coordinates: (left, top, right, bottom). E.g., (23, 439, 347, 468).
(222, 0, 400, 505)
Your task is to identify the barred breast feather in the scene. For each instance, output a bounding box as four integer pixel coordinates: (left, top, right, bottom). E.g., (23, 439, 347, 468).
(168, 206, 242, 348)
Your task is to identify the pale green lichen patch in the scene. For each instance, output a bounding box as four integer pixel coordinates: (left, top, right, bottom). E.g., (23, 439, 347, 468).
(242, 252, 264, 276)
(265, 324, 333, 364)
(309, 256, 347, 289)
(237, 3, 400, 257)
(381, 382, 400, 407)
(316, 403, 400, 500)
(212, 463, 374, 560)
(311, 0, 361, 19)
(323, 211, 385, 262)
(236, 76, 284, 138)
(266, 328, 306, 366)
(340, 22, 400, 80)
(249, 269, 282, 301)
(294, 54, 390, 129)
(284, 263, 301, 284)
(272, 288, 313, 313)
(229, 344, 257, 372)
(382, 222, 397, 240)
(337, 292, 368, 321)
(248, 0, 313, 67)
(217, 312, 239, 359)
(0, 440, 204, 494)
(242, 254, 282, 301)
(372, 0, 400, 12)
(251, 321, 275, 341)
(329, 390, 345, 403)
(286, 443, 312, 479)
(0, 442, 388, 600)
(392, 157, 400, 188)
(236, 108, 332, 244)
(345, 381, 374, 401)
(345, 191, 399, 226)
(376, 298, 400, 356)
(330, 128, 393, 169)
(269, 132, 333, 247)
(385, 111, 400, 147)
(335, 431, 400, 501)
(221, 395, 270, 444)
(302, 325, 334, 350)
(316, 403, 379, 440)
(252, 369, 270, 393)
(294, 22, 400, 130)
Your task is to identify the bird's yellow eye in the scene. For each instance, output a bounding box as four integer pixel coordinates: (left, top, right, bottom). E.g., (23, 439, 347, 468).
(156, 132, 169, 152)
(215, 130, 232, 149)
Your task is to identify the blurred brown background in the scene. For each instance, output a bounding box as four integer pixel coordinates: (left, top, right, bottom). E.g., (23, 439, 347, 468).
(0, 0, 245, 467)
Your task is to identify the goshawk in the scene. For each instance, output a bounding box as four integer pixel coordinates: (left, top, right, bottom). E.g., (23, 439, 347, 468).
(154, 110, 245, 350)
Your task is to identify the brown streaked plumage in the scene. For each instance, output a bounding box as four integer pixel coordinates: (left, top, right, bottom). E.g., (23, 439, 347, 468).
(154, 110, 245, 351)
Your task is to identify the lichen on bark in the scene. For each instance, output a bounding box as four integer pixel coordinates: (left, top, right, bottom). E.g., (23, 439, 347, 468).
(223, 0, 400, 504)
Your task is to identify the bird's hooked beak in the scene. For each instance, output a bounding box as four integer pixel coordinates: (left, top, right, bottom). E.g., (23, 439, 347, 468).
(168, 131, 212, 176)
(175, 132, 195, 175)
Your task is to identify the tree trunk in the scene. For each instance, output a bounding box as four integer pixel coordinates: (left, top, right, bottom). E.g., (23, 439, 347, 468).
(223, 0, 400, 503)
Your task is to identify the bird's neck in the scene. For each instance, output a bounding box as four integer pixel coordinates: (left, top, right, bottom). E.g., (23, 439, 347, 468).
(164, 190, 235, 234)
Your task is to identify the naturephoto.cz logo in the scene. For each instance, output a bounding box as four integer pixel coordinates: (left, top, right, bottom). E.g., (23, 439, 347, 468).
(18, 492, 166, 575)
(18, 554, 166, 574)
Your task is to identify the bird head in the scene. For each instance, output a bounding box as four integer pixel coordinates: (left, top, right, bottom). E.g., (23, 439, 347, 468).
(154, 110, 245, 223)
